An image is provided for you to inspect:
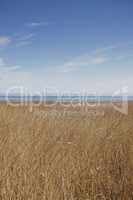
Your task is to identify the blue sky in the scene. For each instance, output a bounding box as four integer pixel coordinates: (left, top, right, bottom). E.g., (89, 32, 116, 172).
(0, 0, 133, 94)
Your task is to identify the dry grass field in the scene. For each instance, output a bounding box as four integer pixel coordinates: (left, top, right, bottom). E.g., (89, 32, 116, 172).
(0, 102, 133, 199)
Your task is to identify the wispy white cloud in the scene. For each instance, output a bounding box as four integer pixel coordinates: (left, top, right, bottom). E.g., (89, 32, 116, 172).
(0, 36, 11, 46)
(0, 58, 21, 72)
(0, 21, 48, 49)
(58, 43, 133, 73)
(25, 22, 48, 28)
(17, 33, 34, 41)
(89, 56, 108, 65)
(60, 51, 109, 72)
(92, 45, 117, 54)
(0, 58, 33, 93)
(16, 40, 32, 47)
(15, 33, 34, 47)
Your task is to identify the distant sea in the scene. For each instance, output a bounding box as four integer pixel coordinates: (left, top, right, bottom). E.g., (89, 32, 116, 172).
(0, 95, 133, 102)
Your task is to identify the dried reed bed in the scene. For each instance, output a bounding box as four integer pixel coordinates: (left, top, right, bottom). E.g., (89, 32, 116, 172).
(0, 102, 133, 199)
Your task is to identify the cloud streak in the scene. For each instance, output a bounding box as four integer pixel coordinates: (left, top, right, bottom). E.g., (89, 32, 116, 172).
(0, 58, 21, 79)
(25, 22, 48, 28)
(17, 33, 34, 41)
(14, 33, 34, 47)
(15, 40, 32, 47)
(58, 43, 133, 73)
(60, 51, 109, 72)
